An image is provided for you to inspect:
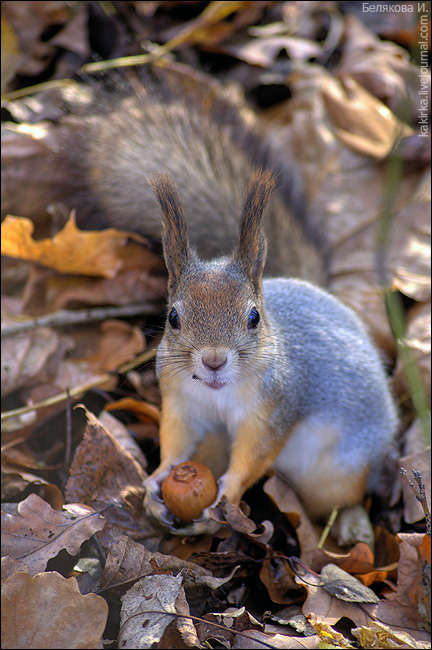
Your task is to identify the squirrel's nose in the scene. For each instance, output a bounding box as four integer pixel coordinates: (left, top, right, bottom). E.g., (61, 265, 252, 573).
(201, 349, 227, 371)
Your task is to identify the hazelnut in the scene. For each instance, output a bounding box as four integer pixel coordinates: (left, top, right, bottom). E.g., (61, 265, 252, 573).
(161, 461, 218, 523)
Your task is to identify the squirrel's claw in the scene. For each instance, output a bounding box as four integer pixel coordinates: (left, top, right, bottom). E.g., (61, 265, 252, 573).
(167, 507, 224, 536)
(143, 488, 176, 529)
(144, 486, 225, 535)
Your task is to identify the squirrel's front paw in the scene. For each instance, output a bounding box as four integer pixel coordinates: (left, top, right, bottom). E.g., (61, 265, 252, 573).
(143, 484, 176, 530)
(169, 506, 224, 536)
(143, 473, 177, 530)
(144, 477, 225, 535)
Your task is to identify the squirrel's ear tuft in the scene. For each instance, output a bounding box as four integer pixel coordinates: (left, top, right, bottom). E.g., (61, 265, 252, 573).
(149, 173, 191, 288)
(236, 169, 276, 290)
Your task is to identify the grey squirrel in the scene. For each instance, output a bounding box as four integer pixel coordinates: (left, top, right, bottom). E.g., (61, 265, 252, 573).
(143, 170, 397, 535)
(3, 63, 397, 532)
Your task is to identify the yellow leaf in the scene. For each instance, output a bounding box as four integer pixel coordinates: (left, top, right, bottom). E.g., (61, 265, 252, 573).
(1, 213, 136, 278)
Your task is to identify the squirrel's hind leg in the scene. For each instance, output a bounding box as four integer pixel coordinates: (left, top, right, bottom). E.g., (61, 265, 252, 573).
(272, 417, 370, 519)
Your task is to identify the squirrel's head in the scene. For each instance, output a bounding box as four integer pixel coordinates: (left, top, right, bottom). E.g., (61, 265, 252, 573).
(150, 170, 277, 390)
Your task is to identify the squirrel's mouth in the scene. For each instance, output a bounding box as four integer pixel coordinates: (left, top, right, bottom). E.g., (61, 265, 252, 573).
(192, 374, 226, 390)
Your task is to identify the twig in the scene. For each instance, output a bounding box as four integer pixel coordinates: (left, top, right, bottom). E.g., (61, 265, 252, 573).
(1, 78, 73, 101)
(1, 303, 161, 337)
(0, 349, 157, 423)
(400, 468, 431, 537)
(81, 2, 242, 73)
(317, 506, 340, 549)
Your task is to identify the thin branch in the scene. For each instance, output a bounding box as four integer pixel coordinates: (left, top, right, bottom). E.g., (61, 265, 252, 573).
(1, 303, 161, 337)
(1, 349, 157, 423)
(400, 468, 431, 537)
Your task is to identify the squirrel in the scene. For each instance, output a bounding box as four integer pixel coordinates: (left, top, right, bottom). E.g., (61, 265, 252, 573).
(143, 169, 397, 536)
(3, 63, 397, 532)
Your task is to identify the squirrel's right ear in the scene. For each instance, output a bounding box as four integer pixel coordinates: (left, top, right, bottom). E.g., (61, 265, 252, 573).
(236, 169, 277, 291)
(149, 174, 191, 288)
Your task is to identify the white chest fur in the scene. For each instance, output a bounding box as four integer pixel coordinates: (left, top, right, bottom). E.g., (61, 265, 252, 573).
(178, 372, 259, 441)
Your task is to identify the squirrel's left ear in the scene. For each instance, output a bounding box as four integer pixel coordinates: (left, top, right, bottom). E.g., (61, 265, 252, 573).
(149, 173, 194, 290)
(236, 169, 276, 291)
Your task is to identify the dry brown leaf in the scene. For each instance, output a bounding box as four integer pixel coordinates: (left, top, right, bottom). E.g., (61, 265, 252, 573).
(393, 302, 431, 401)
(1, 570, 108, 649)
(98, 411, 148, 468)
(223, 34, 321, 66)
(1, 459, 65, 509)
(22, 265, 166, 315)
(260, 555, 301, 604)
(307, 613, 355, 648)
(1, 555, 29, 585)
(390, 169, 431, 303)
(299, 568, 377, 628)
(232, 629, 320, 648)
(1, 493, 106, 576)
(311, 542, 375, 576)
(65, 408, 151, 539)
(105, 397, 161, 423)
(1, 1, 77, 77)
(161, 585, 201, 649)
(1, 213, 145, 278)
(320, 564, 379, 603)
(1, 321, 72, 397)
(86, 320, 146, 373)
(352, 620, 431, 650)
(391, 533, 430, 612)
(322, 75, 413, 159)
(264, 475, 320, 566)
(1, 15, 21, 90)
(118, 573, 184, 648)
(336, 14, 421, 114)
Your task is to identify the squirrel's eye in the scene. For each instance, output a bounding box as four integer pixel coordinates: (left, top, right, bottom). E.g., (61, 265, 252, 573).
(248, 307, 260, 329)
(168, 308, 180, 329)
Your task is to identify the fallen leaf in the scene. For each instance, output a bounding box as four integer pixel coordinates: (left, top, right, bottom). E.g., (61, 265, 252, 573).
(393, 303, 431, 403)
(311, 542, 375, 576)
(1, 213, 144, 278)
(105, 397, 161, 423)
(391, 532, 430, 613)
(264, 475, 320, 566)
(323, 75, 413, 159)
(65, 408, 150, 539)
(85, 319, 146, 373)
(260, 555, 302, 604)
(1, 1, 77, 77)
(1, 321, 72, 397)
(352, 620, 431, 650)
(1, 493, 106, 576)
(22, 265, 166, 315)
(98, 411, 148, 468)
(223, 35, 322, 67)
(299, 568, 377, 628)
(390, 168, 431, 303)
(118, 573, 183, 648)
(335, 14, 421, 114)
(320, 563, 379, 603)
(1, 571, 108, 649)
(232, 628, 320, 648)
(307, 612, 355, 648)
(1, 555, 29, 585)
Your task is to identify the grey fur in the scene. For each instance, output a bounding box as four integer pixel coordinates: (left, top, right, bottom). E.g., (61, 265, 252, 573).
(261, 278, 397, 487)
